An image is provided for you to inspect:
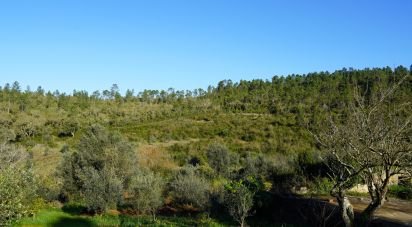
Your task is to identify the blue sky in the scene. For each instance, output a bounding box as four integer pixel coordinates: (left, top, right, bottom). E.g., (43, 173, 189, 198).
(0, 0, 411, 94)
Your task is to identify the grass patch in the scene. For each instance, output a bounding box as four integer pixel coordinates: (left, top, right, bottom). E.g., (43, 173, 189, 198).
(15, 208, 228, 227)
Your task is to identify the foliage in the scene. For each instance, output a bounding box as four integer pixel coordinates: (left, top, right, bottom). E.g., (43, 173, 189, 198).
(310, 177, 334, 195)
(224, 179, 255, 227)
(128, 169, 165, 220)
(82, 167, 123, 213)
(0, 66, 411, 225)
(388, 184, 412, 200)
(60, 124, 137, 213)
(206, 143, 231, 177)
(0, 143, 38, 226)
(16, 208, 227, 227)
(170, 165, 210, 210)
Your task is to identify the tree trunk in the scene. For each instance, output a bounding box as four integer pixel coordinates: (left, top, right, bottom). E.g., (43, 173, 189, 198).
(361, 171, 391, 225)
(152, 211, 156, 222)
(336, 193, 354, 227)
(361, 187, 388, 225)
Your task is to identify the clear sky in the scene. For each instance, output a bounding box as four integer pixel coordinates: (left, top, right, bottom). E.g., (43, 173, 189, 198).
(0, 0, 411, 94)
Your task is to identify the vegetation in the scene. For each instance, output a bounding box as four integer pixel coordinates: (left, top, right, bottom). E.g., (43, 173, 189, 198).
(0, 65, 411, 226)
(0, 142, 38, 225)
(15, 208, 225, 227)
(224, 180, 256, 227)
(60, 125, 137, 213)
(313, 74, 412, 226)
(128, 170, 165, 221)
(170, 165, 211, 210)
(389, 184, 412, 200)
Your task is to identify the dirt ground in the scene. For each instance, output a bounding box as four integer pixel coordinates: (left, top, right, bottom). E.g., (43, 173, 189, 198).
(332, 197, 412, 226)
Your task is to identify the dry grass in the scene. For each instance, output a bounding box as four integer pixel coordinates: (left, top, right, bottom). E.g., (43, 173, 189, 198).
(137, 144, 178, 172)
(31, 144, 62, 178)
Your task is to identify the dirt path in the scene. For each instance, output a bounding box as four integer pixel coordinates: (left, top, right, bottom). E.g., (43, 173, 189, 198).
(335, 197, 412, 226)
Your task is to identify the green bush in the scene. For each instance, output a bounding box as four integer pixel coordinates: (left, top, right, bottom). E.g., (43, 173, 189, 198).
(311, 177, 334, 195)
(389, 184, 412, 200)
(60, 124, 138, 213)
(82, 167, 123, 213)
(206, 143, 231, 177)
(170, 165, 210, 210)
(0, 144, 38, 226)
(128, 170, 165, 221)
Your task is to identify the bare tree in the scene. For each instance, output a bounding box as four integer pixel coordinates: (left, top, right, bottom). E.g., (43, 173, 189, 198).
(313, 75, 412, 226)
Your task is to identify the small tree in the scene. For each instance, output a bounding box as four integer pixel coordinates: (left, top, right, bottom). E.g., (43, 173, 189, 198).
(206, 143, 231, 176)
(170, 165, 210, 210)
(224, 180, 255, 227)
(82, 167, 123, 214)
(129, 170, 165, 221)
(60, 124, 137, 213)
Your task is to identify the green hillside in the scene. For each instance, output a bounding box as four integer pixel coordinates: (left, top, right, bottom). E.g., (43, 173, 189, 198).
(1, 66, 411, 226)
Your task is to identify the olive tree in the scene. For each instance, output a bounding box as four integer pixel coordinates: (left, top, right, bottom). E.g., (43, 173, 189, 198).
(170, 165, 210, 210)
(129, 170, 165, 221)
(60, 124, 137, 213)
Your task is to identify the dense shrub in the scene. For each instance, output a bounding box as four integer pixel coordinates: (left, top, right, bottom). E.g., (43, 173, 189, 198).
(389, 184, 412, 200)
(82, 167, 123, 213)
(60, 124, 137, 213)
(0, 144, 38, 226)
(170, 165, 210, 210)
(206, 143, 231, 177)
(310, 177, 334, 195)
(128, 170, 165, 220)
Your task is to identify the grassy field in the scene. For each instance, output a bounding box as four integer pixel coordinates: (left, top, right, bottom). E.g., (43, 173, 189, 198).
(15, 208, 229, 227)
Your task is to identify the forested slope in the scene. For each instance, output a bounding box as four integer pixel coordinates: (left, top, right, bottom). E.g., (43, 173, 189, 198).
(1, 65, 411, 226)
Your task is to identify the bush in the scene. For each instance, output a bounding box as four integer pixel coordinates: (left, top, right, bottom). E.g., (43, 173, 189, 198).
(82, 167, 123, 213)
(60, 124, 138, 213)
(206, 143, 231, 177)
(238, 154, 271, 180)
(0, 167, 38, 226)
(128, 170, 165, 220)
(170, 165, 210, 210)
(0, 143, 38, 225)
(311, 177, 334, 195)
(389, 184, 412, 200)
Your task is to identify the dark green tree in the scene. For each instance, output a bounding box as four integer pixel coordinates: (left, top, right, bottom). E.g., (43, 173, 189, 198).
(60, 124, 137, 213)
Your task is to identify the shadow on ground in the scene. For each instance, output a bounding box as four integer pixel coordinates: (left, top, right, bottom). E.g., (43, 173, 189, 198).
(50, 217, 96, 227)
(266, 194, 411, 227)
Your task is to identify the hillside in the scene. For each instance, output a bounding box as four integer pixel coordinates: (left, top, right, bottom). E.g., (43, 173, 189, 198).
(1, 66, 412, 226)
